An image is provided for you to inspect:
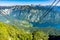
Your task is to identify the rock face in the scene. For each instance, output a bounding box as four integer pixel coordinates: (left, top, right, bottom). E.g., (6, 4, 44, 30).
(9, 6, 60, 24)
(0, 5, 60, 24)
(0, 5, 60, 28)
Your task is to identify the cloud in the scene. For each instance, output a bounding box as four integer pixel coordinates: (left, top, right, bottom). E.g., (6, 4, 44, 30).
(0, 0, 49, 1)
(0, 0, 60, 6)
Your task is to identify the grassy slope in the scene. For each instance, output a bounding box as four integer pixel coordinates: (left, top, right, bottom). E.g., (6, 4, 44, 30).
(0, 22, 48, 40)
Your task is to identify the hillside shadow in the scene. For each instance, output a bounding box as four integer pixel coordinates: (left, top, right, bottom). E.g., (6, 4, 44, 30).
(49, 35, 60, 40)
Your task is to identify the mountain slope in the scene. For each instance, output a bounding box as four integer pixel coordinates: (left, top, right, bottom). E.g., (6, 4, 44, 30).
(0, 5, 60, 23)
(0, 22, 48, 40)
(0, 22, 32, 40)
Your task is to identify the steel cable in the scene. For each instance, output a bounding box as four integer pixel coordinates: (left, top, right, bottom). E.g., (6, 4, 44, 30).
(40, 0, 60, 21)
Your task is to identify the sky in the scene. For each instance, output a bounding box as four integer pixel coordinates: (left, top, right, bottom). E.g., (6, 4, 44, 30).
(0, 0, 60, 6)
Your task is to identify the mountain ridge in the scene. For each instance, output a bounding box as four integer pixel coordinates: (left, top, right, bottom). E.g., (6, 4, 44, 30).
(0, 5, 60, 28)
